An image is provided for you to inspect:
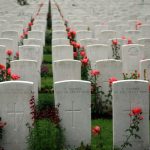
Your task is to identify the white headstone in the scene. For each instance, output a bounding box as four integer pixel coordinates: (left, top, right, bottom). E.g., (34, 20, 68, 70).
(72, 25, 89, 31)
(19, 45, 42, 66)
(0, 38, 14, 53)
(19, 45, 42, 89)
(23, 38, 43, 60)
(0, 81, 34, 150)
(125, 30, 141, 43)
(54, 80, 91, 148)
(0, 20, 9, 28)
(96, 30, 117, 44)
(9, 24, 24, 36)
(11, 60, 39, 101)
(70, 20, 83, 27)
(52, 38, 70, 46)
(52, 30, 67, 39)
(13, 20, 26, 28)
(52, 25, 66, 31)
(128, 20, 137, 30)
(23, 38, 43, 46)
(32, 24, 45, 32)
(115, 24, 129, 37)
(96, 59, 122, 93)
(0, 45, 6, 65)
(122, 44, 144, 73)
(28, 31, 45, 46)
(1, 30, 19, 53)
(94, 25, 108, 38)
(86, 44, 109, 68)
(79, 38, 100, 49)
(53, 59, 81, 82)
(34, 20, 47, 30)
(76, 31, 92, 41)
(52, 21, 64, 26)
(139, 25, 150, 38)
(108, 20, 121, 30)
(140, 59, 150, 81)
(138, 38, 150, 59)
(112, 80, 149, 150)
(52, 45, 73, 62)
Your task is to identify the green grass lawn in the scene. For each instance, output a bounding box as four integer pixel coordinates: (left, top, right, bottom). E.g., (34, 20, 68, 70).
(43, 54, 52, 64)
(92, 119, 112, 150)
(44, 45, 51, 54)
(41, 76, 53, 86)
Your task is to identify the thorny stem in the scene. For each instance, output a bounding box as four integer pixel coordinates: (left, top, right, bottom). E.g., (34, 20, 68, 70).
(120, 115, 142, 150)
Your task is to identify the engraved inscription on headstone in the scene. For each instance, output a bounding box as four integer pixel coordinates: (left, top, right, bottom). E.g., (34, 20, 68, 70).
(128, 47, 139, 56)
(65, 101, 81, 128)
(7, 102, 24, 131)
(54, 80, 91, 148)
(112, 80, 149, 150)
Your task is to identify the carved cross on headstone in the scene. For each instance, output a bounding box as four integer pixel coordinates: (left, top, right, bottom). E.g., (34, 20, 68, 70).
(122, 98, 137, 125)
(65, 101, 81, 128)
(7, 102, 24, 131)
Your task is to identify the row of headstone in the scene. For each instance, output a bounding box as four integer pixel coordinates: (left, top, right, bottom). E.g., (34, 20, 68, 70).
(51, 0, 150, 149)
(0, 0, 49, 149)
(51, 27, 150, 73)
(51, 1, 92, 148)
(51, 42, 147, 74)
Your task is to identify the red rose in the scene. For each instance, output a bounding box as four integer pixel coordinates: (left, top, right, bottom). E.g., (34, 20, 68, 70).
(11, 74, 20, 80)
(127, 38, 133, 44)
(0, 121, 6, 128)
(108, 77, 117, 86)
(91, 70, 100, 76)
(94, 125, 101, 133)
(28, 22, 33, 27)
(81, 57, 89, 65)
(20, 34, 24, 39)
(112, 39, 118, 45)
(132, 107, 142, 115)
(129, 113, 133, 117)
(92, 128, 98, 135)
(24, 31, 28, 36)
(73, 51, 78, 58)
(6, 50, 13, 56)
(121, 36, 126, 40)
(7, 68, 11, 75)
(92, 125, 101, 135)
(139, 116, 144, 120)
(136, 21, 142, 26)
(0, 64, 6, 70)
(80, 50, 86, 57)
(71, 30, 76, 36)
(23, 28, 29, 32)
(68, 32, 71, 38)
(70, 41, 76, 46)
(66, 27, 70, 32)
(16, 51, 19, 58)
(31, 18, 34, 22)
(135, 21, 142, 30)
(75, 43, 80, 49)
